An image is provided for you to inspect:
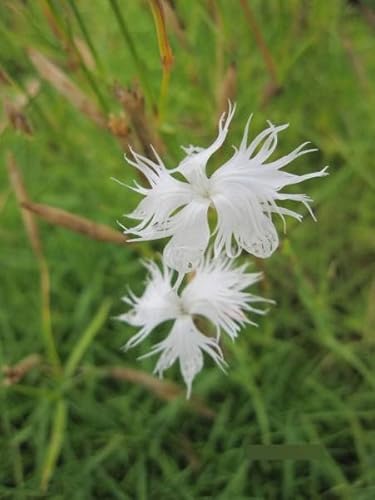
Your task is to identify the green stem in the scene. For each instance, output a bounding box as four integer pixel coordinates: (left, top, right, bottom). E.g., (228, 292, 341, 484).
(108, 0, 155, 109)
(68, 0, 104, 74)
(64, 300, 111, 378)
(158, 66, 171, 124)
(40, 399, 67, 493)
(39, 258, 61, 374)
(47, 0, 109, 113)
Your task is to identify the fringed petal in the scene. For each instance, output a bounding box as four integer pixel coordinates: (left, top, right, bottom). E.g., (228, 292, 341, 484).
(163, 200, 211, 273)
(177, 102, 236, 184)
(142, 316, 226, 398)
(182, 255, 270, 340)
(118, 260, 180, 349)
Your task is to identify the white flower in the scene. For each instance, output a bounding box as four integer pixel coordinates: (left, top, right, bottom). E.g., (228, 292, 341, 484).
(121, 103, 328, 272)
(118, 255, 269, 397)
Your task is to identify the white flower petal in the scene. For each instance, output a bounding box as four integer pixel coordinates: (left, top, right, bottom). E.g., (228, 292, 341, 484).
(122, 150, 194, 241)
(211, 190, 279, 258)
(163, 200, 211, 273)
(118, 260, 180, 349)
(177, 102, 236, 184)
(210, 116, 328, 259)
(122, 103, 327, 267)
(119, 255, 271, 395)
(142, 316, 226, 398)
(182, 256, 269, 340)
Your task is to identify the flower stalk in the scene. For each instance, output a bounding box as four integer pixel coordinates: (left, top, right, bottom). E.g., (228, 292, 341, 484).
(148, 0, 174, 121)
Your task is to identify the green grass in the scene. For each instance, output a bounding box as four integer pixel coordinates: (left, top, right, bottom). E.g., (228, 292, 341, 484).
(1, 1, 375, 498)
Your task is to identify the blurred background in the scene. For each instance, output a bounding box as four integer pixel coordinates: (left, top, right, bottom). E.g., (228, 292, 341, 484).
(1, 1, 375, 498)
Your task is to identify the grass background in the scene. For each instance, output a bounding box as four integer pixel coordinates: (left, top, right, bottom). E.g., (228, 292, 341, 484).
(1, 0, 375, 498)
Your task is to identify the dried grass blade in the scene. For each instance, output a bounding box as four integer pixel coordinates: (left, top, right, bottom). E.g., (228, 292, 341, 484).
(22, 200, 128, 246)
(28, 48, 107, 127)
(109, 366, 215, 419)
(2, 354, 42, 386)
(149, 0, 174, 119)
(6, 153, 42, 257)
(114, 82, 165, 158)
(217, 62, 237, 119)
(6, 154, 60, 371)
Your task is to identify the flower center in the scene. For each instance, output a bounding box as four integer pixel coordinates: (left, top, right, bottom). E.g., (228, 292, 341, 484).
(192, 177, 214, 203)
(177, 299, 190, 317)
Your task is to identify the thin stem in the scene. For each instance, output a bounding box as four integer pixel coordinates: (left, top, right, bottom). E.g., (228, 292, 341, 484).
(39, 256, 60, 373)
(239, 0, 279, 86)
(40, 399, 67, 492)
(6, 153, 61, 375)
(159, 65, 171, 123)
(108, 0, 155, 109)
(148, 0, 174, 121)
(68, 0, 104, 74)
(44, 0, 109, 113)
(3, 66, 53, 130)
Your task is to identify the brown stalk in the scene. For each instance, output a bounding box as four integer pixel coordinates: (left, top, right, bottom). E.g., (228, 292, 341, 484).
(0, 78, 40, 135)
(108, 366, 215, 419)
(0, 69, 11, 85)
(239, 0, 282, 105)
(239, 0, 278, 83)
(161, 0, 188, 49)
(2, 354, 42, 386)
(6, 154, 60, 370)
(73, 36, 96, 71)
(22, 200, 128, 246)
(3, 99, 33, 135)
(41, 1, 95, 71)
(149, 0, 174, 72)
(11, 78, 40, 107)
(6, 154, 43, 257)
(206, 0, 220, 23)
(28, 48, 106, 127)
(149, 0, 174, 120)
(107, 113, 137, 152)
(2, 355, 215, 419)
(217, 62, 237, 119)
(41, 0, 69, 50)
(114, 82, 165, 157)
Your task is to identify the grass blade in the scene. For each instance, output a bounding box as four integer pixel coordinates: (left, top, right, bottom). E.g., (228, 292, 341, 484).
(40, 399, 67, 492)
(64, 300, 111, 378)
(22, 201, 128, 246)
(108, 0, 155, 108)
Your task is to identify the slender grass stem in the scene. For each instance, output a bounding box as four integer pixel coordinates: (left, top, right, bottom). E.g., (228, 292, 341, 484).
(108, 0, 155, 109)
(6, 153, 61, 375)
(239, 0, 279, 86)
(148, 0, 174, 122)
(2, 66, 53, 130)
(67, 0, 104, 74)
(39, 256, 60, 374)
(40, 399, 67, 493)
(43, 0, 109, 113)
(64, 300, 111, 378)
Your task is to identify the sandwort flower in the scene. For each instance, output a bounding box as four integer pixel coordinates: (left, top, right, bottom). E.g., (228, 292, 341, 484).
(121, 103, 328, 273)
(118, 256, 268, 397)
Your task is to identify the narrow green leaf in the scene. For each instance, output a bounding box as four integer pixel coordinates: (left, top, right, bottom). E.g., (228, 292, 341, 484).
(64, 300, 111, 378)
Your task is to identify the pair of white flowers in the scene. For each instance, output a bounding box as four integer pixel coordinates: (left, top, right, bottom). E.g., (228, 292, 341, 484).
(117, 103, 328, 397)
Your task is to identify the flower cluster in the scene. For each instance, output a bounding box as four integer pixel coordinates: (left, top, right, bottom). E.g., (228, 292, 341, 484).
(117, 103, 328, 396)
